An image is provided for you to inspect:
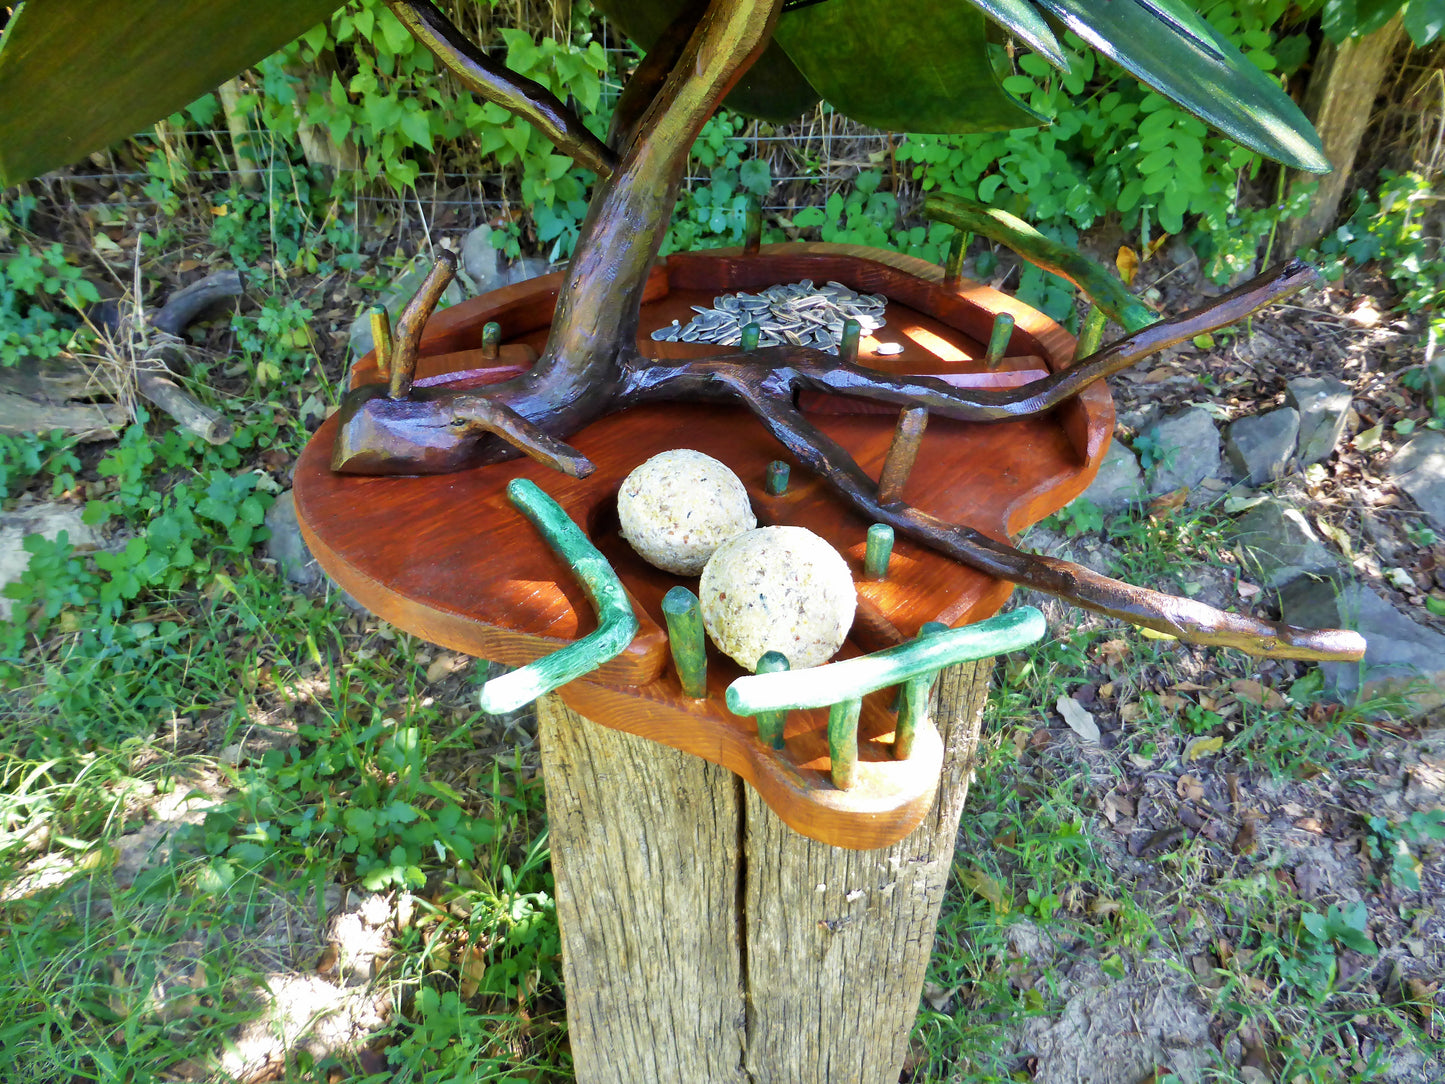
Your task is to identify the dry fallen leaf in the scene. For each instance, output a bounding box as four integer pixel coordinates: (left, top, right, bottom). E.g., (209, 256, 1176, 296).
(1177, 774, 1206, 803)
(1185, 735, 1224, 761)
(1097, 639, 1130, 667)
(1119, 702, 1146, 724)
(1116, 245, 1140, 286)
(960, 868, 1009, 914)
(1057, 696, 1101, 744)
(1230, 678, 1288, 710)
(426, 652, 464, 684)
(1233, 818, 1259, 856)
(1148, 486, 1189, 515)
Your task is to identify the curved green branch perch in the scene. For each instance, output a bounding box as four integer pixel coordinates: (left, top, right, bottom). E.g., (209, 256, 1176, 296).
(726, 606, 1047, 716)
(479, 479, 639, 714)
(924, 194, 1157, 334)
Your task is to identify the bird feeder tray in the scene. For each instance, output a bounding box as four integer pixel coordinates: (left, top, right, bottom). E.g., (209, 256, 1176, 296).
(293, 243, 1112, 850)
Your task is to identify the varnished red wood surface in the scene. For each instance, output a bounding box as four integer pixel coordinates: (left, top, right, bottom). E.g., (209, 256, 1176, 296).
(295, 245, 1113, 848)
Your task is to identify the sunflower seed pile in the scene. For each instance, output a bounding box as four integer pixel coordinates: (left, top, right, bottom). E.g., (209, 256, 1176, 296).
(650, 279, 886, 354)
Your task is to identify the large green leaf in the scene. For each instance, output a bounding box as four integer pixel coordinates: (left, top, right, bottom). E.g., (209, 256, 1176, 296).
(1032, 0, 1330, 171)
(593, 0, 820, 123)
(0, 0, 343, 188)
(771, 0, 1045, 133)
(962, 0, 1067, 67)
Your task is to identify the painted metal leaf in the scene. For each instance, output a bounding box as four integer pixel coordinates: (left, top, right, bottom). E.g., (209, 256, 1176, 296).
(592, 0, 820, 123)
(1032, 0, 1330, 172)
(960, 0, 1068, 67)
(771, 0, 1045, 133)
(0, 0, 343, 188)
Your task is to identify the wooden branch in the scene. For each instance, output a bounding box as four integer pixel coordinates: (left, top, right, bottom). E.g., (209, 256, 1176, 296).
(450, 395, 595, 477)
(136, 366, 233, 444)
(390, 251, 458, 399)
(620, 260, 1319, 429)
(925, 195, 1158, 333)
(606, 0, 707, 151)
(727, 386, 1364, 662)
(386, 0, 617, 179)
(152, 269, 243, 338)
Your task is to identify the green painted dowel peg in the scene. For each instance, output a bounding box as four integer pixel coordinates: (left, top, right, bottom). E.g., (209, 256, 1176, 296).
(1076, 304, 1106, 360)
(766, 459, 790, 495)
(479, 479, 638, 714)
(741, 322, 761, 352)
(744, 199, 762, 256)
(754, 651, 790, 749)
(943, 231, 967, 287)
(662, 586, 708, 699)
(864, 523, 894, 581)
(369, 305, 393, 379)
(840, 317, 861, 364)
(828, 697, 861, 789)
(481, 320, 502, 360)
(984, 312, 1015, 369)
(895, 621, 948, 760)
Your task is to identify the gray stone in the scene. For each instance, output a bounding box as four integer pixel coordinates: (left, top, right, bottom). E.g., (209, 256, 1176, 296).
(0, 503, 101, 620)
(1281, 576, 1445, 711)
(264, 490, 321, 588)
(1228, 498, 1338, 588)
(1389, 431, 1445, 532)
(1225, 408, 1299, 485)
(1140, 407, 1221, 495)
(264, 491, 363, 610)
(1286, 375, 1352, 465)
(461, 224, 550, 296)
(1080, 439, 1146, 512)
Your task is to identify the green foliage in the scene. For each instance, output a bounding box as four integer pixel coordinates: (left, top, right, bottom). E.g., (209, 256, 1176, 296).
(1, 415, 275, 690)
(1364, 808, 1445, 891)
(1319, 169, 1445, 349)
(896, 4, 1310, 289)
(249, 0, 610, 262)
(0, 198, 100, 368)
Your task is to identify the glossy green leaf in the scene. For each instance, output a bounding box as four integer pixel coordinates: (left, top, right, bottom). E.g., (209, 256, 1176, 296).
(593, 0, 820, 123)
(961, 0, 1067, 67)
(771, 0, 1045, 133)
(1032, 0, 1330, 171)
(0, 0, 343, 188)
(1403, 0, 1445, 46)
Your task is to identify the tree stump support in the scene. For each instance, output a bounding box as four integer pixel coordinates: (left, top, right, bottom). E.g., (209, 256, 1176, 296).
(539, 657, 992, 1084)
(1278, 15, 1405, 253)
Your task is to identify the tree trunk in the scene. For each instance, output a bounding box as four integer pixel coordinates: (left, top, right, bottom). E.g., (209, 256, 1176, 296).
(1278, 15, 1405, 253)
(539, 658, 992, 1084)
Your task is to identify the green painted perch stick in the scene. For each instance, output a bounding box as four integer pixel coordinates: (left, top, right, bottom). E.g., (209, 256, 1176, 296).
(726, 607, 1047, 717)
(479, 478, 638, 714)
(828, 697, 861, 789)
(984, 312, 1015, 369)
(924, 194, 1156, 333)
(895, 621, 948, 759)
(662, 585, 708, 699)
(754, 651, 790, 749)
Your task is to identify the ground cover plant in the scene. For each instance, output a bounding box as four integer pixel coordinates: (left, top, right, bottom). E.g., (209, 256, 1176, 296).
(2, 1, 1445, 1081)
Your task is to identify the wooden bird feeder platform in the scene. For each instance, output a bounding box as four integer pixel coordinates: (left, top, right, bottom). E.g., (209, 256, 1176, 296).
(294, 243, 1110, 1084)
(295, 244, 1108, 849)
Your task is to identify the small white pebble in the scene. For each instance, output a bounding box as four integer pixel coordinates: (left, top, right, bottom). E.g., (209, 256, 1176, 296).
(875, 342, 904, 356)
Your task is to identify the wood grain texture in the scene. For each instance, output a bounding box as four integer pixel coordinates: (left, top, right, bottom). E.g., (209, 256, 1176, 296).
(539, 656, 991, 1084)
(539, 695, 748, 1084)
(741, 657, 991, 1084)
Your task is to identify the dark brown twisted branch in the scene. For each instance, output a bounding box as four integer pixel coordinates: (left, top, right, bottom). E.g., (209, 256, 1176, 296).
(385, 0, 617, 179)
